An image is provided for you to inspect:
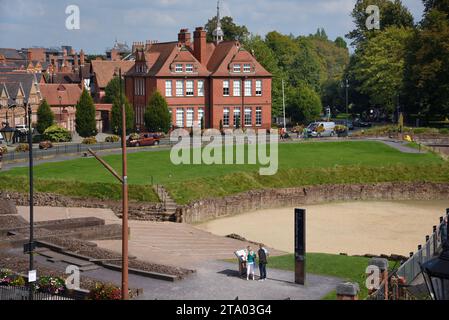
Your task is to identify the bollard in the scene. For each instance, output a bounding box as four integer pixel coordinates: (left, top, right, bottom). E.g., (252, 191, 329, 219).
(336, 282, 360, 300)
(368, 258, 389, 300)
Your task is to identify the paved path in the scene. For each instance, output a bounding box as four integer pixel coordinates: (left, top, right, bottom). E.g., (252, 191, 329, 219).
(20, 248, 340, 300)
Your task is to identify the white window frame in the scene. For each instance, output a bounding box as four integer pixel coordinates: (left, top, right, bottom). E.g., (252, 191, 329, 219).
(233, 108, 241, 127)
(244, 107, 252, 126)
(186, 108, 194, 127)
(176, 108, 184, 127)
(197, 108, 204, 128)
(176, 80, 184, 97)
(223, 108, 230, 127)
(186, 64, 194, 73)
(165, 80, 172, 97)
(233, 80, 241, 97)
(186, 80, 194, 97)
(243, 64, 251, 73)
(233, 64, 241, 73)
(198, 80, 204, 97)
(256, 80, 262, 96)
(175, 64, 183, 73)
(223, 80, 230, 96)
(256, 107, 262, 126)
(244, 80, 252, 97)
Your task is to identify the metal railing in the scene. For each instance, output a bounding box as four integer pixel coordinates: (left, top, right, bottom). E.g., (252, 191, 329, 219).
(2, 142, 122, 162)
(368, 214, 447, 300)
(0, 285, 73, 300)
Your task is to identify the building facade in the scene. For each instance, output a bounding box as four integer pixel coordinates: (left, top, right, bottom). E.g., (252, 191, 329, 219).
(124, 27, 272, 131)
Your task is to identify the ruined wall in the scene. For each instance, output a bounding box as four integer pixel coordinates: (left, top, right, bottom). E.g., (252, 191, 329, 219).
(179, 182, 449, 224)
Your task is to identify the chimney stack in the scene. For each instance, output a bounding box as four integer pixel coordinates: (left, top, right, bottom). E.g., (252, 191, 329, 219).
(178, 28, 191, 47)
(80, 49, 85, 66)
(193, 27, 207, 64)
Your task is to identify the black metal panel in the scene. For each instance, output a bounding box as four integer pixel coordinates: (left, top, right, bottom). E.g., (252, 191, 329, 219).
(295, 208, 306, 285)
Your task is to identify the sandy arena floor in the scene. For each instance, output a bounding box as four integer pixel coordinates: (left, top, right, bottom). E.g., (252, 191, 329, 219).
(197, 200, 448, 256)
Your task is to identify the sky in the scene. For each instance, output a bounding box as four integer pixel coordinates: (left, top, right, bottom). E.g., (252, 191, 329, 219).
(0, 0, 425, 54)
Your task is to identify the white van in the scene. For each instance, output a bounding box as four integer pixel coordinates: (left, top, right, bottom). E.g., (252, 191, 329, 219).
(307, 122, 336, 137)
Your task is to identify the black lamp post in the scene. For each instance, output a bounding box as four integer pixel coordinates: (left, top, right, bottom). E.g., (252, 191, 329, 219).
(421, 212, 449, 300)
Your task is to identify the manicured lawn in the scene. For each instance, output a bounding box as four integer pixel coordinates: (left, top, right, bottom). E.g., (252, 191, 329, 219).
(227, 253, 395, 300)
(0, 141, 446, 203)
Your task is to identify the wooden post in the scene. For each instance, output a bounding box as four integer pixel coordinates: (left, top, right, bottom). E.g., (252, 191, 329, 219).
(295, 209, 306, 285)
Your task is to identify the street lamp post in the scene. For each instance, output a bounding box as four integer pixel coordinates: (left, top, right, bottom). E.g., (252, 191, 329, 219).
(27, 101, 34, 300)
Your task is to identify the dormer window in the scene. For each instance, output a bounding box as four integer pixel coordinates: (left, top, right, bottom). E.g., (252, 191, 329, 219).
(233, 64, 241, 73)
(186, 64, 194, 73)
(175, 64, 183, 73)
(243, 64, 251, 73)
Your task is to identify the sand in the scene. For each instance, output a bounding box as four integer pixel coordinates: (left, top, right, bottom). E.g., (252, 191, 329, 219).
(197, 200, 448, 256)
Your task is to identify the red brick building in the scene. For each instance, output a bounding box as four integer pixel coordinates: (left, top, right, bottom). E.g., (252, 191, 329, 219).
(124, 27, 272, 130)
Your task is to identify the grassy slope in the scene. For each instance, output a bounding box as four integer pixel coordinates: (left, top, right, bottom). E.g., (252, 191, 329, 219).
(0, 141, 445, 203)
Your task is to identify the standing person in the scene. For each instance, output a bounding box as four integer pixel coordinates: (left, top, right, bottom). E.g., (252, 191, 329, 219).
(246, 246, 257, 281)
(258, 244, 268, 281)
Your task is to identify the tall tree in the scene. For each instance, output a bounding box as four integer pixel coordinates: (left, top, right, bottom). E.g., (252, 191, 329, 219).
(205, 16, 249, 42)
(104, 76, 124, 104)
(287, 84, 322, 124)
(347, 0, 414, 46)
(334, 37, 348, 49)
(351, 26, 413, 114)
(404, 6, 449, 117)
(144, 91, 171, 133)
(111, 95, 134, 135)
(36, 99, 54, 134)
(75, 89, 97, 137)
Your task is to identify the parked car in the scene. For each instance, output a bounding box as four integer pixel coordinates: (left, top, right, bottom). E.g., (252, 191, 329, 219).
(353, 119, 372, 128)
(15, 124, 29, 134)
(127, 133, 161, 147)
(335, 120, 354, 131)
(306, 122, 336, 137)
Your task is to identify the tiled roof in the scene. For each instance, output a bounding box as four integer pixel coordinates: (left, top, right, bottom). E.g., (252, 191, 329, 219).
(39, 83, 82, 106)
(52, 72, 81, 84)
(0, 72, 39, 101)
(91, 60, 134, 88)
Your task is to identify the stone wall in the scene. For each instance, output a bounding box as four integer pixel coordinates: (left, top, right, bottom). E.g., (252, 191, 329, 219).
(179, 182, 449, 224)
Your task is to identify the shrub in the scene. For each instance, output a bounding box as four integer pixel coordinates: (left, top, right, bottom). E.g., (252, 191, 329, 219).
(76, 89, 98, 138)
(15, 144, 29, 153)
(11, 276, 25, 287)
(129, 133, 140, 141)
(88, 283, 121, 300)
(82, 136, 97, 145)
(0, 269, 13, 285)
(0, 146, 7, 154)
(37, 276, 66, 295)
(105, 135, 120, 143)
(144, 91, 171, 133)
(439, 128, 449, 135)
(42, 125, 72, 142)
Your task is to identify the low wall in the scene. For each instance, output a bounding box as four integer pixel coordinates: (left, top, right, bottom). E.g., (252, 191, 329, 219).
(179, 182, 449, 224)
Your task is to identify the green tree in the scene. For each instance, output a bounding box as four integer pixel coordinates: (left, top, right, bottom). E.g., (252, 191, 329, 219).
(205, 16, 249, 42)
(104, 76, 124, 104)
(265, 31, 299, 69)
(346, 0, 414, 46)
(144, 91, 171, 133)
(404, 6, 449, 117)
(289, 38, 323, 93)
(75, 89, 97, 138)
(287, 84, 323, 124)
(334, 37, 348, 49)
(36, 99, 54, 134)
(351, 26, 413, 114)
(111, 95, 134, 135)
